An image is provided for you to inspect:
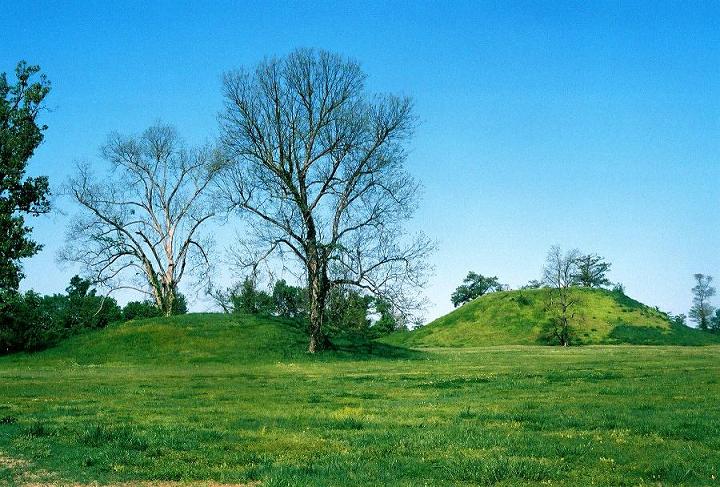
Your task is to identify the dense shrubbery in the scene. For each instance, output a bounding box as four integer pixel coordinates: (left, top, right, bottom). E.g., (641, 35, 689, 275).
(0, 276, 121, 354)
(122, 294, 187, 320)
(121, 301, 161, 321)
(216, 278, 403, 339)
(0, 277, 192, 353)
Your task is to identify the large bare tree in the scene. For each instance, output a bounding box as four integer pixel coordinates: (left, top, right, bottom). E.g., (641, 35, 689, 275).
(61, 124, 220, 315)
(218, 49, 432, 352)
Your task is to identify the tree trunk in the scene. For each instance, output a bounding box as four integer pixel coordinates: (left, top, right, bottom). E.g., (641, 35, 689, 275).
(163, 284, 175, 317)
(307, 255, 330, 353)
(151, 280, 175, 317)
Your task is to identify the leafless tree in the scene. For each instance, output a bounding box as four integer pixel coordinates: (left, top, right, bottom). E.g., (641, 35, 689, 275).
(60, 123, 221, 316)
(542, 246, 581, 346)
(217, 49, 433, 352)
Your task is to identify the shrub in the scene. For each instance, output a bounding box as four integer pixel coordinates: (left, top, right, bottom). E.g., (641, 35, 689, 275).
(122, 301, 161, 321)
(231, 278, 274, 315)
(670, 313, 687, 327)
(171, 293, 188, 315)
(0, 276, 121, 354)
(272, 280, 307, 318)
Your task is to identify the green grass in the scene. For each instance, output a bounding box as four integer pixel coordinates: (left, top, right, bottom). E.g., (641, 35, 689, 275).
(381, 288, 720, 348)
(1, 313, 719, 485)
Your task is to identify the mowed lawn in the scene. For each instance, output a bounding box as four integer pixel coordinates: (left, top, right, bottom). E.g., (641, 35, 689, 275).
(1, 315, 719, 486)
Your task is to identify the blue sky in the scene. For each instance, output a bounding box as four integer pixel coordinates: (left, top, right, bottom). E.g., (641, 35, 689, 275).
(2, 0, 719, 322)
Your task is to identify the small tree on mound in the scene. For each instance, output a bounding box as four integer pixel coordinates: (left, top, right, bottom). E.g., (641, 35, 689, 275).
(690, 274, 716, 330)
(451, 272, 502, 307)
(272, 279, 307, 319)
(572, 253, 611, 288)
(542, 246, 581, 346)
(231, 278, 274, 315)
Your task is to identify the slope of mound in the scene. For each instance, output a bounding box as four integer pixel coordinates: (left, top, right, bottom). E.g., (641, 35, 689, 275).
(2, 313, 418, 366)
(6, 313, 311, 366)
(382, 288, 720, 347)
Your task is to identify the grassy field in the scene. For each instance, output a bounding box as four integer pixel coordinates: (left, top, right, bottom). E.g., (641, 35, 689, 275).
(382, 288, 720, 348)
(1, 314, 719, 486)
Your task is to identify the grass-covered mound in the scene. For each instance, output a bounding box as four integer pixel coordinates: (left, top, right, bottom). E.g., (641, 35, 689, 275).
(25, 313, 310, 365)
(11, 312, 414, 366)
(381, 288, 720, 347)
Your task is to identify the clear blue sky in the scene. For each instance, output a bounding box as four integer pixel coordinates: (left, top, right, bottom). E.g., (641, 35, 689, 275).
(2, 0, 719, 322)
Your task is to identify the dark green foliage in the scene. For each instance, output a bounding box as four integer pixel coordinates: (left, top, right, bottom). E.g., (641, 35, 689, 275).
(231, 278, 274, 315)
(0, 276, 120, 354)
(606, 322, 719, 346)
(325, 287, 373, 336)
(710, 309, 720, 332)
(324, 287, 400, 340)
(0, 62, 51, 292)
(272, 279, 307, 318)
(63, 276, 122, 330)
(572, 253, 612, 288)
(451, 272, 502, 307)
(122, 293, 186, 320)
(372, 298, 401, 336)
(671, 313, 687, 327)
(521, 279, 543, 289)
(170, 292, 188, 315)
(122, 301, 161, 321)
(0, 290, 59, 353)
(540, 315, 578, 346)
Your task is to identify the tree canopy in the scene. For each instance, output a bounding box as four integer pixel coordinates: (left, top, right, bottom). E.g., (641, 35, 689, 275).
(689, 273, 715, 330)
(572, 253, 611, 288)
(450, 272, 502, 307)
(0, 61, 51, 292)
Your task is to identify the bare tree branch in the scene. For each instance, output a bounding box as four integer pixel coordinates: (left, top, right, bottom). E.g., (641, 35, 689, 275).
(217, 49, 433, 351)
(60, 123, 220, 315)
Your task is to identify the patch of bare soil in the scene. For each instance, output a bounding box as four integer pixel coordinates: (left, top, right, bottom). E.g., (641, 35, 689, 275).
(22, 483, 259, 487)
(1, 453, 260, 487)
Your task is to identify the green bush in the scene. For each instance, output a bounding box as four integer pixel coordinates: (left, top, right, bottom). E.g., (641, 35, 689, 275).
(272, 280, 307, 318)
(122, 293, 187, 320)
(0, 276, 121, 354)
(122, 301, 161, 321)
(231, 278, 274, 315)
(171, 293, 188, 315)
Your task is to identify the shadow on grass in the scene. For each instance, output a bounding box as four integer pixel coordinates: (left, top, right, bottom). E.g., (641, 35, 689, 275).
(326, 333, 426, 360)
(276, 316, 427, 360)
(604, 323, 719, 346)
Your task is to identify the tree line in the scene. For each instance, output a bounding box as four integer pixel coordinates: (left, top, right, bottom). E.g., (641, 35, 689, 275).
(210, 278, 403, 339)
(0, 275, 187, 353)
(1, 50, 432, 353)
